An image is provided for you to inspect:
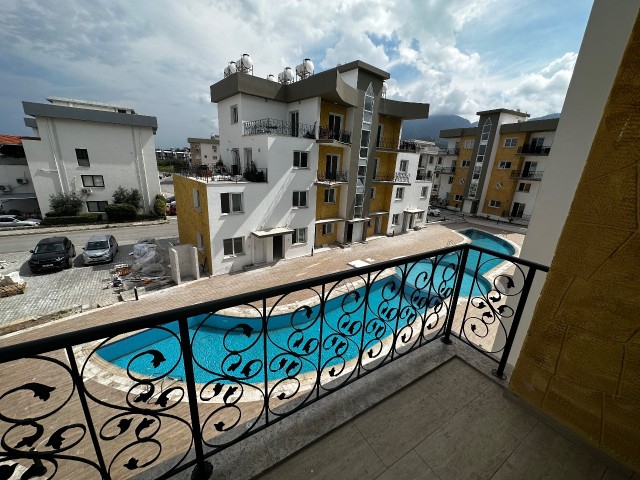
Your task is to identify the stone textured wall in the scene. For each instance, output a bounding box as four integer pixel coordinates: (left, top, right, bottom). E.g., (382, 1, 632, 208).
(509, 12, 640, 472)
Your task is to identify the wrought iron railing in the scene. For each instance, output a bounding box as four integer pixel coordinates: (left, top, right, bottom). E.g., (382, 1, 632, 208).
(316, 170, 349, 183)
(317, 126, 351, 144)
(510, 170, 543, 181)
(177, 164, 268, 183)
(435, 166, 455, 174)
(376, 138, 419, 152)
(416, 171, 433, 181)
(243, 118, 316, 138)
(442, 148, 459, 155)
(374, 172, 411, 183)
(0, 244, 548, 479)
(517, 144, 551, 156)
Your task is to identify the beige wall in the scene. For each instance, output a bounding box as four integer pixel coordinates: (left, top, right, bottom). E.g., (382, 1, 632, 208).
(509, 8, 640, 471)
(174, 174, 211, 273)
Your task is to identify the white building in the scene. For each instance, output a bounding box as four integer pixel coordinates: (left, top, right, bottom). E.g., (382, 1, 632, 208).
(0, 135, 38, 215)
(188, 136, 220, 166)
(21, 97, 161, 215)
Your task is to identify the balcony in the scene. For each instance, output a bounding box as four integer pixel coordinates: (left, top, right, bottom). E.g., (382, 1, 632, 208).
(435, 166, 455, 174)
(376, 137, 419, 152)
(374, 171, 411, 184)
(243, 118, 316, 139)
(517, 144, 551, 156)
(510, 170, 543, 181)
(416, 170, 433, 182)
(317, 126, 352, 144)
(442, 148, 459, 155)
(0, 243, 549, 479)
(178, 163, 268, 183)
(315, 170, 349, 184)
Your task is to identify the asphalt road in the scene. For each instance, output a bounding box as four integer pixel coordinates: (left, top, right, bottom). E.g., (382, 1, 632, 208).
(0, 220, 179, 254)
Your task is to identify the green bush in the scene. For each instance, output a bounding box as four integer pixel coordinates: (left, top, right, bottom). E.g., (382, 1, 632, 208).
(105, 204, 138, 222)
(112, 186, 142, 210)
(135, 213, 165, 221)
(42, 213, 102, 226)
(49, 192, 83, 216)
(153, 194, 167, 217)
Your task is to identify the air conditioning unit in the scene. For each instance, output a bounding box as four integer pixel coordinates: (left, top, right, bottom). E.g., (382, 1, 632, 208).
(80, 188, 93, 194)
(0, 184, 11, 192)
(16, 178, 28, 185)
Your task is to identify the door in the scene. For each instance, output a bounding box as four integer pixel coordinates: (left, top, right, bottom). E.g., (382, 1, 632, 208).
(511, 202, 525, 218)
(326, 155, 338, 180)
(290, 111, 299, 137)
(346, 223, 353, 243)
(374, 216, 382, 234)
(231, 149, 240, 175)
(329, 114, 342, 139)
(273, 235, 283, 260)
(244, 147, 253, 170)
(409, 214, 416, 229)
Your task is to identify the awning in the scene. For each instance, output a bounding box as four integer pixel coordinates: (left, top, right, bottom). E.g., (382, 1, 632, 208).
(404, 208, 425, 214)
(0, 193, 38, 201)
(314, 217, 345, 224)
(347, 217, 369, 223)
(368, 211, 389, 216)
(251, 227, 293, 238)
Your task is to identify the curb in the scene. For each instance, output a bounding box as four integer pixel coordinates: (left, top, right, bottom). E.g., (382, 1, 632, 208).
(0, 218, 173, 237)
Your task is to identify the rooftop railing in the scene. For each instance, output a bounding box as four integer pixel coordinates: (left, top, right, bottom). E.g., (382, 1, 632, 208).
(376, 138, 419, 152)
(317, 126, 352, 144)
(0, 244, 548, 479)
(374, 172, 411, 183)
(243, 118, 316, 139)
(177, 164, 268, 183)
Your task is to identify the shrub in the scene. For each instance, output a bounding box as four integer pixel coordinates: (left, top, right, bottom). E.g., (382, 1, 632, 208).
(105, 204, 137, 222)
(42, 213, 102, 226)
(135, 213, 165, 221)
(49, 192, 83, 216)
(153, 194, 167, 217)
(112, 186, 142, 210)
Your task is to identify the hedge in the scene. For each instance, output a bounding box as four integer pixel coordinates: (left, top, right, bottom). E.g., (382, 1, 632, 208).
(42, 213, 103, 226)
(105, 204, 138, 222)
(135, 213, 165, 221)
(153, 195, 167, 217)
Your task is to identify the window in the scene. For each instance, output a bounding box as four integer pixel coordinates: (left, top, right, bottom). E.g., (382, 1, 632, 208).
(76, 148, 90, 167)
(420, 187, 428, 198)
(459, 178, 466, 185)
(498, 161, 512, 169)
(504, 138, 518, 147)
(86, 201, 108, 212)
(370, 187, 376, 200)
(428, 156, 434, 164)
(464, 139, 474, 149)
(454, 194, 463, 201)
(448, 177, 454, 184)
(530, 137, 544, 147)
(230, 105, 238, 124)
(293, 190, 308, 207)
(292, 228, 307, 244)
(221, 193, 243, 214)
(193, 189, 201, 209)
(399, 160, 408, 172)
(481, 118, 492, 142)
(461, 160, 471, 167)
(417, 212, 424, 220)
(324, 188, 336, 203)
(437, 157, 443, 165)
(518, 182, 531, 192)
(392, 214, 400, 225)
(81, 175, 104, 187)
(395, 188, 404, 200)
(322, 223, 334, 235)
(489, 200, 501, 208)
(293, 151, 308, 168)
(196, 231, 204, 250)
(223, 237, 243, 256)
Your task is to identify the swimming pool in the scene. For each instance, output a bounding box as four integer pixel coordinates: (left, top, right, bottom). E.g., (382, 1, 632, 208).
(97, 229, 515, 384)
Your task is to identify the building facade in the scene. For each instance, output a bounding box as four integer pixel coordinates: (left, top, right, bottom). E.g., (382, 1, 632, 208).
(188, 136, 220, 166)
(175, 59, 430, 275)
(21, 97, 161, 215)
(439, 111, 558, 218)
(0, 135, 39, 215)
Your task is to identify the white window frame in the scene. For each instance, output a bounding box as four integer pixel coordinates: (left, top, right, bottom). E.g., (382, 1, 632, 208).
(488, 199, 502, 208)
(498, 161, 512, 169)
(221, 192, 243, 214)
(293, 151, 308, 168)
(518, 182, 531, 192)
(392, 213, 400, 225)
(324, 188, 336, 204)
(504, 138, 518, 147)
(196, 231, 204, 251)
(230, 105, 238, 124)
(420, 187, 428, 198)
(322, 223, 334, 235)
(399, 160, 409, 172)
(461, 160, 471, 167)
(292, 227, 307, 244)
(193, 189, 201, 210)
(223, 236, 243, 257)
(395, 187, 404, 200)
(454, 194, 463, 201)
(293, 190, 308, 208)
(464, 139, 474, 149)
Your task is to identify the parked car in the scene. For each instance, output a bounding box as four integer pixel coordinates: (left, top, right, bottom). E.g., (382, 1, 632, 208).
(28, 237, 76, 273)
(427, 206, 441, 217)
(82, 234, 119, 265)
(167, 201, 176, 216)
(0, 215, 41, 228)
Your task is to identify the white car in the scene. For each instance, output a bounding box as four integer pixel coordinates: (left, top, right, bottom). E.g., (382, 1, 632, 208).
(0, 215, 41, 228)
(427, 206, 441, 217)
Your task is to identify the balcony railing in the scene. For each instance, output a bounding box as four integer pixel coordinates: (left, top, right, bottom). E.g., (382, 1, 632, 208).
(442, 148, 459, 155)
(178, 163, 268, 183)
(243, 118, 316, 138)
(317, 126, 352, 144)
(376, 138, 419, 152)
(374, 171, 411, 183)
(435, 166, 455, 174)
(510, 170, 543, 181)
(0, 244, 547, 479)
(416, 171, 433, 181)
(502, 210, 531, 221)
(517, 144, 551, 156)
(316, 170, 349, 183)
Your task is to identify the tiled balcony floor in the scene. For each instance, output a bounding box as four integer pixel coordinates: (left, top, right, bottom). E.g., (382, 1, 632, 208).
(253, 357, 636, 480)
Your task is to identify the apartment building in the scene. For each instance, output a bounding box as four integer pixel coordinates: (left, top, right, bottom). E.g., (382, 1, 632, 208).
(20, 97, 161, 215)
(0, 135, 38, 215)
(439, 111, 558, 218)
(175, 58, 430, 275)
(188, 136, 220, 166)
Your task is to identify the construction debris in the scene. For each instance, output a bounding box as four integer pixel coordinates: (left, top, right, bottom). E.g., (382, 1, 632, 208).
(0, 272, 27, 297)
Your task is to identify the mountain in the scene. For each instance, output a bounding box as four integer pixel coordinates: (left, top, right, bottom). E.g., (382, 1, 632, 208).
(401, 115, 473, 142)
(530, 113, 560, 121)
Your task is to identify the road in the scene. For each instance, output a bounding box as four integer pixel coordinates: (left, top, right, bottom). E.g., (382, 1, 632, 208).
(0, 221, 179, 254)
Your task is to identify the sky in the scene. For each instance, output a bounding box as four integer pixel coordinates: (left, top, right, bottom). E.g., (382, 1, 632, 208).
(0, 0, 593, 147)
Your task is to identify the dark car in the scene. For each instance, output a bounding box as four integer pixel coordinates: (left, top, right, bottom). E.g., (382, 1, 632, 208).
(28, 236, 76, 273)
(82, 234, 118, 265)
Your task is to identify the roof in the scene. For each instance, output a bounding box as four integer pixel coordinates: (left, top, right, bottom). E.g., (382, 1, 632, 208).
(439, 127, 479, 138)
(187, 137, 220, 144)
(0, 135, 25, 145)
(499, 117, 560, 134)
(476, 108, 530, 118)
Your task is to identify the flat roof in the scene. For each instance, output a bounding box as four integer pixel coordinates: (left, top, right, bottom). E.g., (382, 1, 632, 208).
(477, 108, 530, 118)
(500, 117, 560, 134)
(439, 127, 479, 138)
(46, 96, 135, 112)
(187, 137, 220, 144)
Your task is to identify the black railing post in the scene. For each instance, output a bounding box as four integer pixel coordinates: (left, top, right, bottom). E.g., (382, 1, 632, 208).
(492, 268, 538, 380)
(441, 246, 469, 344)
(177, 319, 212, 480)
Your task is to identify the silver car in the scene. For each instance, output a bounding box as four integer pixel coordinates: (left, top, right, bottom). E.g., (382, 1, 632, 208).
(82, 234, 119, 265)
(0, 215, 41, 228)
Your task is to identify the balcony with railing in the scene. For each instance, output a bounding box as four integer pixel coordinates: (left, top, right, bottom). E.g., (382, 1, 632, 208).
(517, 144, 551, 156)
(416, 170, 433, 182)
(376, 138, 419, 152)
(316, 126, 352, 144)
(373, 171, 411, 184)
(177, 163, 268, 183)
(0, 243, 548, 479)
(315, 170, 349, 184)
(441, 148, 459, 155)
(510, 170, 544, 181)
(243, 118, 316, 139)
(435, 166, 455, 174)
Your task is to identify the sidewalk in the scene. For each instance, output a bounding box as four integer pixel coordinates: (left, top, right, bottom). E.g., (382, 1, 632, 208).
(0, 218, 171, 237)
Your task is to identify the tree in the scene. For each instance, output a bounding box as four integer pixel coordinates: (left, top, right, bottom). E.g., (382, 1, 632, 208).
(49, 192, 83, 216)
(113, 186, 142, 210)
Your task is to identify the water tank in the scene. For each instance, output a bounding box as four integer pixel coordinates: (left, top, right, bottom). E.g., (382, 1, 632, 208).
(236, 54, 253, 73)
(267, 74, 275, 81)
(278, 67, 294, 84)
(381, 81, 387, 98)
(224, 61, 237, 77)
(295, 58, 314, 78)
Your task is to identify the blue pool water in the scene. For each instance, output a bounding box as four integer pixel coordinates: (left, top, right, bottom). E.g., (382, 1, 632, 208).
(98, 229, 514, 383)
